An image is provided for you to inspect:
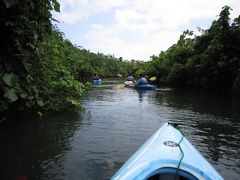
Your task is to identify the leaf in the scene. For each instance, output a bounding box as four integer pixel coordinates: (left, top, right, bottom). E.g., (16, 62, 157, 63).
(3, 73, 19, 87)
(23, 61, 31, 73)
(20, 92, 28, 99)
(37, 99, 44, 107)
(53, 1, 60, 12)
(4, 88, 18, 102)
(26, 75, 33, 83)
(28, 96, 34, 100)
(37, 111, 43, 117)
(26, 101, 33, 107)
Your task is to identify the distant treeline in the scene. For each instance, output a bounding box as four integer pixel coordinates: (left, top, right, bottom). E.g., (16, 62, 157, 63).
(144, 6, 240, 91)
(0, 1, 239, 121)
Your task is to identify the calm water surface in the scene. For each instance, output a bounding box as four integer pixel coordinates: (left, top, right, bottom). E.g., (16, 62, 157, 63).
(0, 79, 240, 180)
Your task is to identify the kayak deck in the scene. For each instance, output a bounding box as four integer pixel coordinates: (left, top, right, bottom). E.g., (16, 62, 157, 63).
(111, 122, 223, 180)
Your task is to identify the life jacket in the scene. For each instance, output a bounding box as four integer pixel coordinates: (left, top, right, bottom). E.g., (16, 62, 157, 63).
(140, 77, 148, 84)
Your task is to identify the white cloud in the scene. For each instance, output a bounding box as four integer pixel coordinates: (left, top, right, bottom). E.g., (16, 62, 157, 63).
(91, 24, 104, 29)
(54, 0, 129, 24)
(85, 25, 180, 60)
(94, 0, 130, 12)
(53, 0, 240, 60)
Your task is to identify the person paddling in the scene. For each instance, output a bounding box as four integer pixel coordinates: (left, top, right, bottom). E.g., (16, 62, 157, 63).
(93, 73, 100, 80)
(126, 73, 135, 83)
(136, 74, 148, 85)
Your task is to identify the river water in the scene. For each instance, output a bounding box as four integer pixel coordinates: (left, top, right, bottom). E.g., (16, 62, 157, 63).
(0, 79, 240, 180)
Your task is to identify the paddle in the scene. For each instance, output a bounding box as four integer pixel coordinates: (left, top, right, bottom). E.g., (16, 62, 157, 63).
(117, 84, 125, 89)
(117, 73, 123, 77)
(149, 76, 157, 81)
(116, 74, 125, 89)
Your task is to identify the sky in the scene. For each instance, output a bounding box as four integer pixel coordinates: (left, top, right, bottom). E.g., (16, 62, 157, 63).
(52, 0, 240, 61)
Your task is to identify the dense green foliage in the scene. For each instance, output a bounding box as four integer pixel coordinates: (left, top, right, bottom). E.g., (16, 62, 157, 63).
(75, 50, 143, 79)
(0, 0, 61, 119)
(144, 6, 240, 91)
(0, 0, 141, 120)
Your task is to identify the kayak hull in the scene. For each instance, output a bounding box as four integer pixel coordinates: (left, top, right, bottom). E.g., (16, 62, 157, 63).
(93, 79, 101, 85)
(111, 123, 223, 180)
(135, 84, 156, 90)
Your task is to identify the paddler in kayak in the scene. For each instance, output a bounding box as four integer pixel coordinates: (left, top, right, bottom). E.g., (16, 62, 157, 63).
(125, 73, 136, 87)
(126, 73, 135, 82)
(136, 74, 148, 85)
(93, 73, 100, 80)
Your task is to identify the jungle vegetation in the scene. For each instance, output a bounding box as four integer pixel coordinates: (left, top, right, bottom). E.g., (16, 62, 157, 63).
(144, 6, 240, 91)
(0, 1, 239, 121)
(0, 0, 142, 121)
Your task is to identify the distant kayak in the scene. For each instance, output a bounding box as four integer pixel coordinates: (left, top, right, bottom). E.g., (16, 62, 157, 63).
(111, 122, 223, 180)
(135, 84, 156, 90)
(93, 79, 101, 85)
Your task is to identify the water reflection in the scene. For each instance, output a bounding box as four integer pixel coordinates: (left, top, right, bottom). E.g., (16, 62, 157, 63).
(0, 111, 83, 180)
(136, 89, 147, 102)
(154, 88, 240, 118)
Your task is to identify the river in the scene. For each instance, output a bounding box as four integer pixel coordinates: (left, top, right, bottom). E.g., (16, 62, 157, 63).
(0, 79, 239, 180)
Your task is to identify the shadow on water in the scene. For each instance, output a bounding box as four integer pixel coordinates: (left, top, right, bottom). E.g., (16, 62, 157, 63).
(0, 111, 83, 180)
